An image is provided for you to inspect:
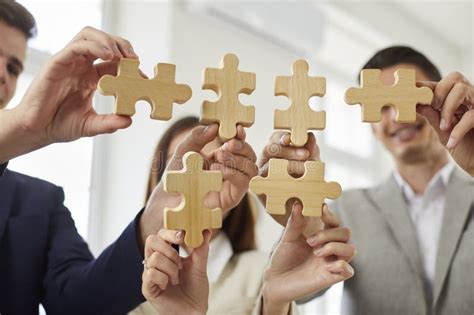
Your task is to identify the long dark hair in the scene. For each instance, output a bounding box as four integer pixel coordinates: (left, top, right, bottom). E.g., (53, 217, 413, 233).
(145, 116, 256, 254)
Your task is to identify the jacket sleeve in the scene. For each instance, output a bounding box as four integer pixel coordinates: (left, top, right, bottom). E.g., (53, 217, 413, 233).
(41, 186, 145, 314)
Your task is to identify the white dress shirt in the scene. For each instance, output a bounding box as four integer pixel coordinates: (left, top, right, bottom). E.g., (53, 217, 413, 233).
(179, 231, 234, 283)
(393, 162, 455, 302)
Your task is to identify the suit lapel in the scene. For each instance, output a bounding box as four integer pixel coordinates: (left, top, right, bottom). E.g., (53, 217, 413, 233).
(371, 176, 425, 284)
(0, 170, 15, 243)
(433, 168, 473, 307)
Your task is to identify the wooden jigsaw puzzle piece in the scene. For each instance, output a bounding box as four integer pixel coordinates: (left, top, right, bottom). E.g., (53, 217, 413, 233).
(148, 63, 192, 120)
(274, 60, 326, 146)
(164, 152, 222, 248)
(345, 69, 433, 123)
(98, 58, 142, 116)
(249, 159, 342, 217)
(201, 53, 256, 141)
(249, 159, 294, 215)
(98, 58, 192, 120)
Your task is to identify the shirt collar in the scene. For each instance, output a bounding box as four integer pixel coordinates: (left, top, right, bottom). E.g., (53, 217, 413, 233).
(393, 162, 455, 200)
(179, 232, 233, 283)
(0, 162, 8, 177)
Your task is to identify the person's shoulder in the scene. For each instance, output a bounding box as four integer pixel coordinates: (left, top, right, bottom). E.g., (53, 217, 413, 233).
(2, 169, 63, 199)
(452, 167, 474, 185)
(336, 186, 375, 206)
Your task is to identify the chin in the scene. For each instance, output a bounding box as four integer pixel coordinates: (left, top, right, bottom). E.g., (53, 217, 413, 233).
(396, 145, 428, 164)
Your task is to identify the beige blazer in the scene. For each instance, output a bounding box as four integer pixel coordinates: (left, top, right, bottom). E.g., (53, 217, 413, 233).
(303, 167, 474, 315)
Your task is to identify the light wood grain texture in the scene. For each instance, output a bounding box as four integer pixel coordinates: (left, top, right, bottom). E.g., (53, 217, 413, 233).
(344, 69, 433, 122)
(164, 152, 222, 248)
(274, 60, 326, 147)
(98, 58, 192, 120)
(249, 158, 341, 217)
(200, 53, 255, 141)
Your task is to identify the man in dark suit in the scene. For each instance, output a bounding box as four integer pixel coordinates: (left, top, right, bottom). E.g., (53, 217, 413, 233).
(0, 2, 256, 314)
(0, 2, 144, 314)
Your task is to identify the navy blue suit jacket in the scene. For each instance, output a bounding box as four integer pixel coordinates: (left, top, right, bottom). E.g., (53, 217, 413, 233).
(0, 165, 145, 314)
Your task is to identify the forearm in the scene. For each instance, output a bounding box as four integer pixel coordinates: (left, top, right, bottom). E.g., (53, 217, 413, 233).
(137, 191, 181, 252)
(43, 204, 145, 314)
(261, 296, 291, 315)
(261, 283, 291, 315)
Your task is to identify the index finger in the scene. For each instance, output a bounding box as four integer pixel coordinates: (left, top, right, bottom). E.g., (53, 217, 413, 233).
(321, 204, 341, 229)
(168, 124, 218, 170)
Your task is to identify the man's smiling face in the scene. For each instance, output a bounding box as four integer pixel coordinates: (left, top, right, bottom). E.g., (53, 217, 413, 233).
(371, 63, 443, 164)
(0, 20, 27, 109)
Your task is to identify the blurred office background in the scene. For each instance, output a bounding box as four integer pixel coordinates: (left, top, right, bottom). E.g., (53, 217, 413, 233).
(9, 0, 473, 314)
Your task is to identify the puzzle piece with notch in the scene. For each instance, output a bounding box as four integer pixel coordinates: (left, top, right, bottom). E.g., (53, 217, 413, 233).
(200, 53, 255, 141)
(98, 58, 192, 120)
(344, 69, 433, 122)
(164, 152, 222, 248)
(249, 158, 341, 217)
(274, 60, 326, 146)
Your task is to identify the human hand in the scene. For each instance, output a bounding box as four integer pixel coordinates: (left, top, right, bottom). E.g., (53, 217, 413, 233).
(417, 72, 474, 176)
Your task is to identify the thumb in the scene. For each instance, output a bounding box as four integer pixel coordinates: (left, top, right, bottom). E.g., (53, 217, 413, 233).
(84, 113, 132, 137)
(416, 80, 437, 90)
(191, 229, 212, 273)
(281, 201, 306, 242)
(168, 124, 218, 170)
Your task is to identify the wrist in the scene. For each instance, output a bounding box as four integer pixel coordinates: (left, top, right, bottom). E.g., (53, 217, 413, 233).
(138, 191, 181, 248)
(261, 282, 291, 315)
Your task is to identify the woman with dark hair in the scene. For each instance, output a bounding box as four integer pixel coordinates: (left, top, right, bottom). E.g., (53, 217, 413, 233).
(131, 116, 268, 314)
(133, 117, 356, 315)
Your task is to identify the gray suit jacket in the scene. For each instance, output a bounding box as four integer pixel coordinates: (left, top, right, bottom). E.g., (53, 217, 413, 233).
(314, 168, 474, 315)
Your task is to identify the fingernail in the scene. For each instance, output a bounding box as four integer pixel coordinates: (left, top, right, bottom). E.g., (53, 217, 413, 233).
(176, 231, 183, 239)
(128, 47, 137, 56)
(447, 137, 457, 149)
(440, 118, 448, 130)
(279, 135, 286, 144)
(313, 248, 323, 257)
(297, 149, 308, 158)
(201, 125, 210, 134)
(306, 235, 318, 246)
